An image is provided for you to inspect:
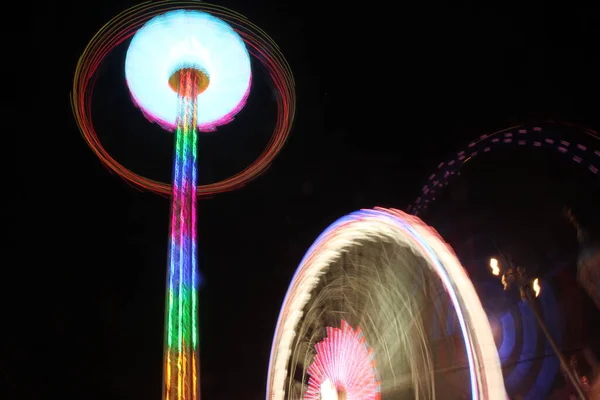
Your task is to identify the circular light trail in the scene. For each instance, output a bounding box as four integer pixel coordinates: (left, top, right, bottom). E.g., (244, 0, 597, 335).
(72, 0, 295, 197)
(408, 121, 600, 216)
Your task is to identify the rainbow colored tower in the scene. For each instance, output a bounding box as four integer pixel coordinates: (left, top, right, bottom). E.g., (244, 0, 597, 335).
(124, 11, 252, 399)
(73, 3, 295, 398)
(165, 69, 201, 399)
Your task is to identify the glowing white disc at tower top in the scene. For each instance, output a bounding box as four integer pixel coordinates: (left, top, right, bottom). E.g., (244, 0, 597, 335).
(125, 10, 252, 131)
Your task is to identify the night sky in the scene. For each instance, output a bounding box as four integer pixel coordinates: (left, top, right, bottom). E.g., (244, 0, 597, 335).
(10, 2, 600, 399)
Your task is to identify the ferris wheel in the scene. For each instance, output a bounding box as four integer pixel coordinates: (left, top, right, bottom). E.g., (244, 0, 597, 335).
(407, 120, 600, 398)
(407, 121, 600, 216)
(266, 208, 506, 400)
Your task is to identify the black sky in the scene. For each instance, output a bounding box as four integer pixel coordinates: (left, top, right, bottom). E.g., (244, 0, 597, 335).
(8, 1, 600, 399)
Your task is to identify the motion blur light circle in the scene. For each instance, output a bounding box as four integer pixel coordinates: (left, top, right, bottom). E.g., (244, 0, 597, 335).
(125, 10, 252, 131)
(71, 1, 296, 196)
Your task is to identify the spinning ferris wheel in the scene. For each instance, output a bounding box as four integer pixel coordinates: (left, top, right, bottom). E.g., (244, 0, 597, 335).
(267, 208, 506, 400)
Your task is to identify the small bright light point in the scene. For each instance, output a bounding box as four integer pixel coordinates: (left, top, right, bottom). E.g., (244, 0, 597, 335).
(533, 278, 541, 297)
(490, 257, 500, 276)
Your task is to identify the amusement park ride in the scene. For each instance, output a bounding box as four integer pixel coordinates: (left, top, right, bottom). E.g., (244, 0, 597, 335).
(72, 1, 600, 398)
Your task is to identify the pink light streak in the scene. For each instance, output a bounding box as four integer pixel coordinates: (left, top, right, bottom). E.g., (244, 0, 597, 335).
(304, 320, 381, 400)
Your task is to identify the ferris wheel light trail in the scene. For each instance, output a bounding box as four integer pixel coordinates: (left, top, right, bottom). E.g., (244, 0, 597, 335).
(267, 208, 506, 400)
(407, 122, 598, 397)
(407, 122, 600, 216)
